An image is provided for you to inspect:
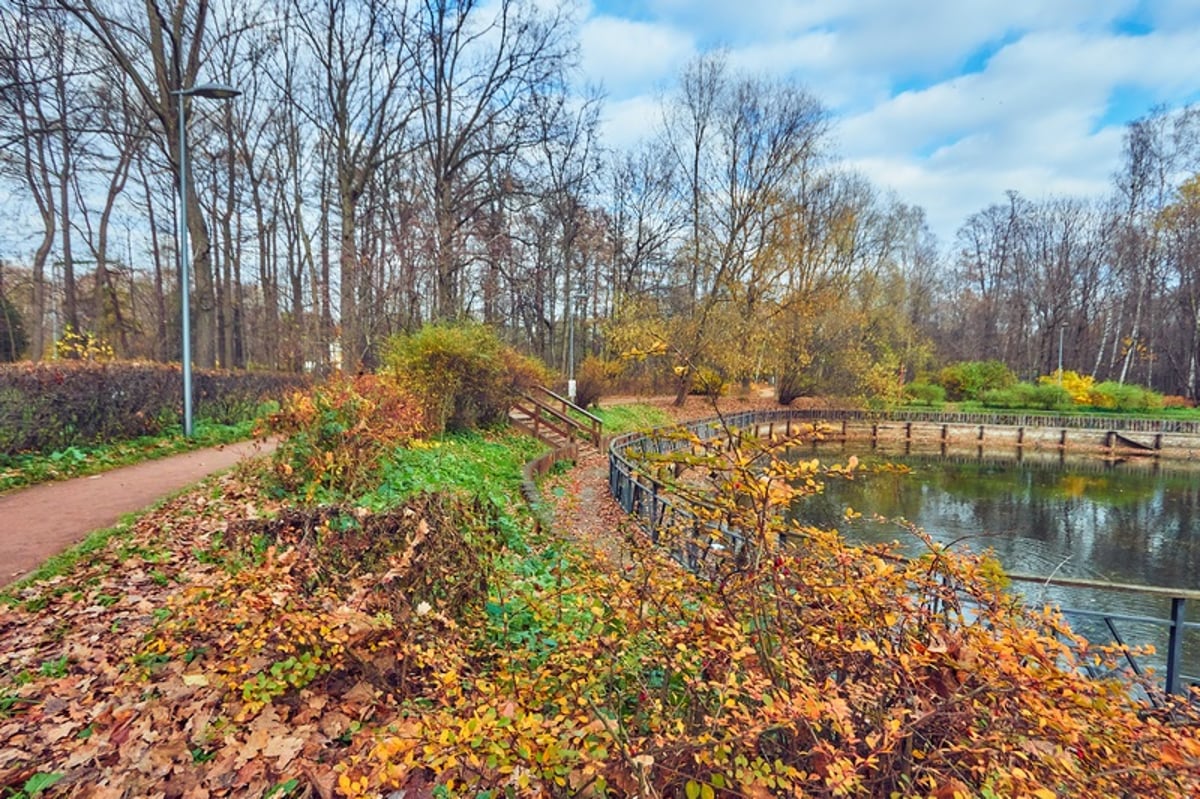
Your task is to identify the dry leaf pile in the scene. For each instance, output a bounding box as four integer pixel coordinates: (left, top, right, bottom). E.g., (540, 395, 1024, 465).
(0, 469, 499, 798)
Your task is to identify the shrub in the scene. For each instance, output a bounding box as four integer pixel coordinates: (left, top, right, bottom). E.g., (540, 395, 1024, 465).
(979, 385, 1026, 409)
(1029, 382, 1073, 410)
(903, 381, 946, 406)
(687, 365, 727, 397)
(1038, 369, 1093, 404)
(1162, 394, 1196, 409)
(55, 326, 116, 361)
(1088, 380, 1164, 412)
(195, 369, 309, 424)
(572, 355, 612, 409)
(264, 373, 424, 502)
(383, 323, 550, 434)
(938, 360, 1016, 401)
(981, 382, 1071, 411)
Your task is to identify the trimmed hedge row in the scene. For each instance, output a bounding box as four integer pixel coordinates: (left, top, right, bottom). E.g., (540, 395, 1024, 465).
(0, 361, 307, 454)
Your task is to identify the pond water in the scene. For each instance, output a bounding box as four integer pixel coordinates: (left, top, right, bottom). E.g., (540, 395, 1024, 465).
(789, 444, 1200, 683)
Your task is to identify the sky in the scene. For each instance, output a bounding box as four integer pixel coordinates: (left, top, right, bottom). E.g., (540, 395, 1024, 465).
(577, 0, 1200, 247)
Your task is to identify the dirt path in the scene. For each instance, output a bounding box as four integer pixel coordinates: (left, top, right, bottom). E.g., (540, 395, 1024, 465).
(0, 438, 276, 587)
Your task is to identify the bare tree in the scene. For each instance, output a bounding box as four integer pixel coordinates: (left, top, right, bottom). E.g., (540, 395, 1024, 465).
(290, 0, 417, 370)
(411, 0, 577, 320)
(57, 0, 235, 367)
(0, 3, 76, 359)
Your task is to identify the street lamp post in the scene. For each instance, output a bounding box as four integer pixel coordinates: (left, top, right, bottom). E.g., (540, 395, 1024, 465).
(567, 293, 587, 403)
(173, 84, 239, 437)
(1058, 322, 1066, 386)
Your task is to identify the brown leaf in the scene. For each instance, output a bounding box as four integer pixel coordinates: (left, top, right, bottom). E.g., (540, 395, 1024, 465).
(41, 721, 76, 744)
(262, 734, 306, 769)
(302, 764, 337, 799)
(341, 680, 378, 710)
(318, 711, 353, 740)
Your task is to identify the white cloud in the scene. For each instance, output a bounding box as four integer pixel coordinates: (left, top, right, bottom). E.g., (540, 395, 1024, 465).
(596, 94, 663, 150)
(584, 1, 1200, 244)
(580, 16, 695, 97)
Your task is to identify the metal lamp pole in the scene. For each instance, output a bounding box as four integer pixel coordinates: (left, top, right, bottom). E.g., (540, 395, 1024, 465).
(1058, 322, 1066, 385)
(567, 293, 587, 403)
(172, 84, 240, 437)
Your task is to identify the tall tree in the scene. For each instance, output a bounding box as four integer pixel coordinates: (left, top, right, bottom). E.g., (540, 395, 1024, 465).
(59, 0, 230, 367)
(412, 0, 576, 320)
(291, 0, 416, 370)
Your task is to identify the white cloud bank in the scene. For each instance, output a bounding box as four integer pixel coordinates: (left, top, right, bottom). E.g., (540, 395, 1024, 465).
(580, 0, 1200, 245)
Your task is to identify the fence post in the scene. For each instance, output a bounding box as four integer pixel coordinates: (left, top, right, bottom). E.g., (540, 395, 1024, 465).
(1166, 597, 1185, 695)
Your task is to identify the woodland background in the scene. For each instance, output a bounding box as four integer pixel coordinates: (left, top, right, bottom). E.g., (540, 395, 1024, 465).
(3, 0, 1200, 401)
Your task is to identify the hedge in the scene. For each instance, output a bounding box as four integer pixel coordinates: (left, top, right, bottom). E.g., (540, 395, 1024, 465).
(0, 361, 307, 455)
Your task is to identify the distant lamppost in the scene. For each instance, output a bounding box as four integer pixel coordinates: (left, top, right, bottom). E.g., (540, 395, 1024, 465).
(173, 83, 240, 437)
(1058, 322, 1066, 385)
(567, 293, 587, 403)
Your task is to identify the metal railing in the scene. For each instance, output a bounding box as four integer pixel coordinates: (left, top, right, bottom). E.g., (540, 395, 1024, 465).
(608, 409, 1200, 695)
(775, 407, 1200, 435)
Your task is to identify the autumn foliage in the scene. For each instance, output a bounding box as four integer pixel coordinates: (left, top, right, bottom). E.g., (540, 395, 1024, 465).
(2, 405, 1199, 798)
(383, 322, 551, 434)
(263, 373, 425, 501)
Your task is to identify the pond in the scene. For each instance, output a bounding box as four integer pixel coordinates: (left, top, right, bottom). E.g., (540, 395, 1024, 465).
(789, 444, 1200, 684)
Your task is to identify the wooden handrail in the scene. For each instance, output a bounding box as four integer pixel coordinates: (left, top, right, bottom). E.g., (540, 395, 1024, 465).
(533, 385, 603, 426)
(511, 386, 602, 448)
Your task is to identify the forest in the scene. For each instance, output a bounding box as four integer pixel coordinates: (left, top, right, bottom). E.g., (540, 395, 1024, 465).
(3, 0, 1200, 401)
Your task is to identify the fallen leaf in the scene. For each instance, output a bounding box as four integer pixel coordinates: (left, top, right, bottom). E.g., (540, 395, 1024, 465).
(263, 734, 306, 769)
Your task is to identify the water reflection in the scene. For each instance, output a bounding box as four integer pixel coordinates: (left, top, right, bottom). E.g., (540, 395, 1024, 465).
(789, 444, 1200, 683)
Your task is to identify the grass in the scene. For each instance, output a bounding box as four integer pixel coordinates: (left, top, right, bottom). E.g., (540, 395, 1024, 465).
(0, 417, 260, 494)
(364, 429, 546, 511)
(590, 403, 674, 435)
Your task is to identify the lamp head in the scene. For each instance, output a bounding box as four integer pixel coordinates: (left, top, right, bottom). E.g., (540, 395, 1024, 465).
(173, 83, 241, 99)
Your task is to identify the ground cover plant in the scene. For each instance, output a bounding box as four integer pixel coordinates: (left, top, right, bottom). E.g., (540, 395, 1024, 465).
(1, 382, 1199, 797)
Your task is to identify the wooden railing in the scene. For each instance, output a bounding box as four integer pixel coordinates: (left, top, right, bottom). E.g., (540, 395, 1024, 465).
(510, 386, 602, 449)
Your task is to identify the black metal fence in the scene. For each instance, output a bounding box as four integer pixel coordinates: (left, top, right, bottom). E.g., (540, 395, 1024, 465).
(607, 409, 1200, 696)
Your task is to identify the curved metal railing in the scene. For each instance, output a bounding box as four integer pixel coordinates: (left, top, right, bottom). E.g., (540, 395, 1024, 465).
(607, 408, 1200, 696)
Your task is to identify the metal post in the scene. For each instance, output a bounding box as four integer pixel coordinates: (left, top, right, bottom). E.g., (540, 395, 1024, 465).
(1058, 323, 1065, 385)
(177, 90, 193, 437)
(1165, 597, 1185, 695)
(567, 296, 576, 403)
(567, 292, 586, 403)
(172, 84, 240, 437)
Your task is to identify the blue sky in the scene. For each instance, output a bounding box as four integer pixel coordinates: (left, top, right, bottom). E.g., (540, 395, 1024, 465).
(578, 0, 1200, 246)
